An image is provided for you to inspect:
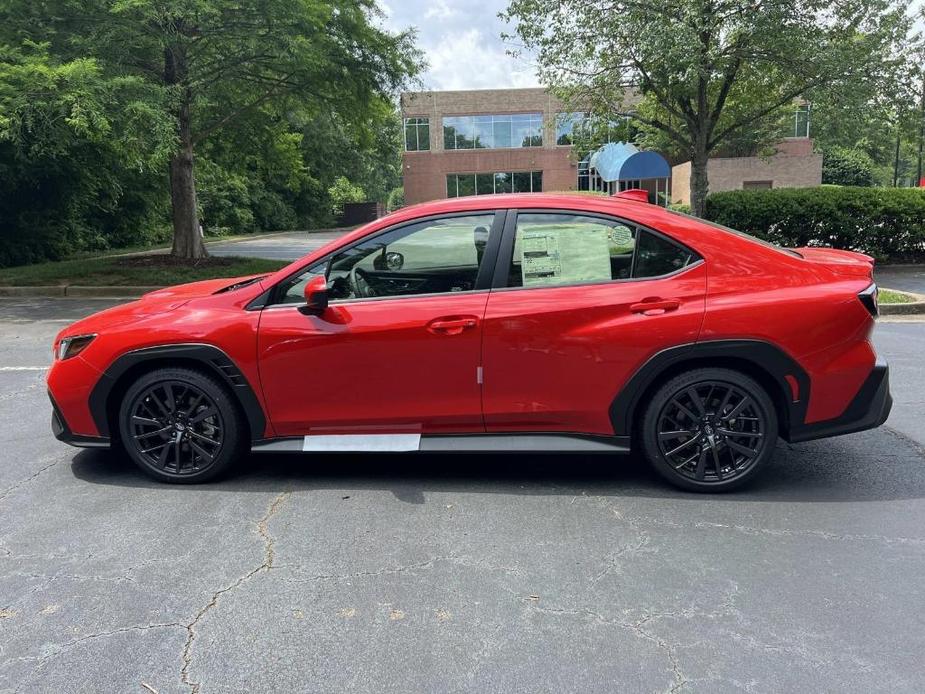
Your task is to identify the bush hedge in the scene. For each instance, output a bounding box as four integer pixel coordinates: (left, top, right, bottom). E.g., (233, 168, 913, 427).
(703, 186, 925, 262)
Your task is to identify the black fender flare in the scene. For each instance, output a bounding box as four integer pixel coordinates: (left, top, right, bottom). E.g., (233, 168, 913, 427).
(609, 339, 810, 439)
(88, 344, 267, 442)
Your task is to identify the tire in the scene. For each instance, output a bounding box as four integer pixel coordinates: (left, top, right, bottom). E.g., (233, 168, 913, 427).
(640, 367, 778, 492)
(118, 367, 246, 483)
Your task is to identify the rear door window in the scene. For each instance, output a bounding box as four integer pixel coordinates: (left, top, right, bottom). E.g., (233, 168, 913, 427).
(505, 212, 697, 288)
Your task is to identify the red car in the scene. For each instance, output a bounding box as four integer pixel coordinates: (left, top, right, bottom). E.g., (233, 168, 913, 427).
(47, 193, 891, 491)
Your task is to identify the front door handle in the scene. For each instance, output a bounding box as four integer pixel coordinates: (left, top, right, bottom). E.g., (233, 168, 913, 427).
(630, 298, 681, 316)
(427, 316, 479, 336)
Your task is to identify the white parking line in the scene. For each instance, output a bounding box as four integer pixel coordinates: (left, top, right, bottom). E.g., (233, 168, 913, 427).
(0, 366, 47, 372)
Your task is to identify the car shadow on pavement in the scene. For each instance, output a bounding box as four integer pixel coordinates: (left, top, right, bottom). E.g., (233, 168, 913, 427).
(68, 427, 925, 504)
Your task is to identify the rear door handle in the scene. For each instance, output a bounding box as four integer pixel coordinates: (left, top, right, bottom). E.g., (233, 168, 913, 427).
(427, 316, 479, 336)
(630, 298, 681, 315)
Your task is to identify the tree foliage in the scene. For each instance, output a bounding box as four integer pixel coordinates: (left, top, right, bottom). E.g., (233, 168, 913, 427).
(503, 0, 918, 215)
(821, 147, 876, 187)
(0, 0, 421, 265)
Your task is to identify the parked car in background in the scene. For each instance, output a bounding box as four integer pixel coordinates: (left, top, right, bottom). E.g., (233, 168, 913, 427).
(47, 192, 891, 491)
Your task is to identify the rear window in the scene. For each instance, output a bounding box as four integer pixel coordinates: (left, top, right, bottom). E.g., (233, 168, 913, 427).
(666, 210, 801, 257)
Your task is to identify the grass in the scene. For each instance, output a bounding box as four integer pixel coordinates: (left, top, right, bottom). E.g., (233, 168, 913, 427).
(0, 254, 288, 287)
(879, 288, 917, 304)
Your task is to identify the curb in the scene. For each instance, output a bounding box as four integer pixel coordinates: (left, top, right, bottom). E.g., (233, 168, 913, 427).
(0, 285, 162, 299)
(879, 288, 925, 316)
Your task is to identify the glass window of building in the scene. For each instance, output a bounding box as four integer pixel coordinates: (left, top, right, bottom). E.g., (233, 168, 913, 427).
(404, 117, 430, 151)
(447, 171, 543, 197)
(556, 112, 590, 145)
(443, 114, 543, 150)
(792, 104, 810, 138)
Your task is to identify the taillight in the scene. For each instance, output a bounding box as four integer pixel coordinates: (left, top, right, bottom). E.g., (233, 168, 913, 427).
(858, 284, 878, 317)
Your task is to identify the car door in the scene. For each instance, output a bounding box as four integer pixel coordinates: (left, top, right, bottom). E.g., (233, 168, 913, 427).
(257, 211, 504, 439)
(482, 209, 707, 436)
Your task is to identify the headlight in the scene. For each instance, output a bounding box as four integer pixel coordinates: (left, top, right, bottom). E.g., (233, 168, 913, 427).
(56, 334, 96, 360)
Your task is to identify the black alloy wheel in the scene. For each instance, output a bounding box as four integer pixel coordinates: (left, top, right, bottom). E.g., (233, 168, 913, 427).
(118, 367, 245, 483)
(641, 368, 778, 492)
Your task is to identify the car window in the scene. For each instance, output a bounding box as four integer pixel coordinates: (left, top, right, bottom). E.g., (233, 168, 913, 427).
(634, 230, 697, 278)
(506, 213, 697, 289)
(276, 214, 495, 304)
(508, 213, 637, 288)
(279, 261, 327, 304)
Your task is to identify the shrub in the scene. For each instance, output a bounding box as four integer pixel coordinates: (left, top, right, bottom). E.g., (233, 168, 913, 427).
(386, 186, 405, 212)
(328, 176, 365, 218)
(703, 187, 925, 262)
(822, 147, 876, 187)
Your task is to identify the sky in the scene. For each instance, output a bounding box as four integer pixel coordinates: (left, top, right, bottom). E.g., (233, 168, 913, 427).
(377, 0, 540, 90)
(380, 0, 925, 92)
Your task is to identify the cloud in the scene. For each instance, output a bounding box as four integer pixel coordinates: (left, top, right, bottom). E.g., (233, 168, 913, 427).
(378, 0, 540, 90)
(424, 0, 460, 22)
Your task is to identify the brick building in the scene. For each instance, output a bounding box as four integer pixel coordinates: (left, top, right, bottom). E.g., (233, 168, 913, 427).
(400, 88, 821, 205)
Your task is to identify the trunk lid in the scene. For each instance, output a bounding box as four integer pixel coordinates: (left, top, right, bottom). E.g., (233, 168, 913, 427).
(794, 247, 874, 278)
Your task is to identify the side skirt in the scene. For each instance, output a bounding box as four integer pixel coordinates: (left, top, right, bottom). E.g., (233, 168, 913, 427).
(251, 433, 631, 454)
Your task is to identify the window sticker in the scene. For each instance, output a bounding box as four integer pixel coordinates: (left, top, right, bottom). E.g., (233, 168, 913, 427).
(520, 224, 612, 286)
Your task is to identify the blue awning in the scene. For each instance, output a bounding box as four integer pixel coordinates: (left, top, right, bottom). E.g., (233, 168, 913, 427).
(589, 142, 670, 182)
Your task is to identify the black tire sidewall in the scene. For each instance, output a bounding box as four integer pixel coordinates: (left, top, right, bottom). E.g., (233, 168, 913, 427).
(641, 368, 778, 492)
(118, 367, 245, 484)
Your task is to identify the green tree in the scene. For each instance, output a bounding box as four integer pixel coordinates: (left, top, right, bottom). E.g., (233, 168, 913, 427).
(503, 0, 915, 215)
(3, 0, 421, 258)
(0, 43, 173, 265)
(822, 147, 876, 187)
(327, 176, 365, 218)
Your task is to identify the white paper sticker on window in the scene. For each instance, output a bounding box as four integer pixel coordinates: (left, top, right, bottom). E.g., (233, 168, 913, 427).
(520, 225, 611, 286)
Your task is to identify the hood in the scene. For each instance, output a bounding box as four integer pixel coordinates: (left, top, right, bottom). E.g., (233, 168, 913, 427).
(794, 247, 874, 279)
(56, 274, 264, 339)
(140, 274, 265, 300)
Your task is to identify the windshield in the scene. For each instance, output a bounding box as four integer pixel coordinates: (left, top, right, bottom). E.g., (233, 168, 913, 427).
(667, 210, 801, 257)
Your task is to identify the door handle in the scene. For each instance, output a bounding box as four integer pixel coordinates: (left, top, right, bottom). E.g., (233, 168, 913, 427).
(427, 316, 479, 336)
(630, 298, 681, 316)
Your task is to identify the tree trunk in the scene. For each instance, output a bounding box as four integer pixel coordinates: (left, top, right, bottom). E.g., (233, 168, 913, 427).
(689, 147, 710, 218)
(169, 112, 206, 259)
(165, 45, 207, 260)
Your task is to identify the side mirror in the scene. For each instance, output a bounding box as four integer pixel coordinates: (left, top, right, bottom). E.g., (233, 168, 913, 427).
(300, 275, 328, 315)
(374, 250, 404, 271)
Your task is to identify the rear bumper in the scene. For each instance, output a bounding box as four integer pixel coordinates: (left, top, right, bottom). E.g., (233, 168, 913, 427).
(50, 393, 110, 449)
(787, 357, 892, 443)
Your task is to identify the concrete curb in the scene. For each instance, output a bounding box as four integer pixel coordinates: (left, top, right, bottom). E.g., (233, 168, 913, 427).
(0, 285, 162, 299)
(880, 288, 925, 315)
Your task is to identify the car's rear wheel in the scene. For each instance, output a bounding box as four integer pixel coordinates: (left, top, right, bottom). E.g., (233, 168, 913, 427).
(641, 368, 778, 492)
(118, 367, 246, 483)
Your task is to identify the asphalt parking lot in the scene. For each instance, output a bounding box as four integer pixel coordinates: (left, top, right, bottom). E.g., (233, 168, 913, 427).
(1, 299, 924, 693)
(205, 230, 348, 262)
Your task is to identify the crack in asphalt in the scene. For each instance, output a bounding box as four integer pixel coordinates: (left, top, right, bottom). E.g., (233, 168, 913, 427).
(10, 623, 184, 691)
(884, 425, 925, 460)
(179, 491, 290, 694)
(277, 554, 524, 584)
(582, 488, 925, 547)
(0, 455, 64, 504)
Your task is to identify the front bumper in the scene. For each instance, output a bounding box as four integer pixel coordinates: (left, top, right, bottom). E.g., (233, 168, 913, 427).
(787, 357, 892, 443)
(50, 392, 110, 449)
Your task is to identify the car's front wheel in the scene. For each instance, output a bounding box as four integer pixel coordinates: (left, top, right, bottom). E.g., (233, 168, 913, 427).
(641, 367, 778, 492)
(118, 367, 246, 483)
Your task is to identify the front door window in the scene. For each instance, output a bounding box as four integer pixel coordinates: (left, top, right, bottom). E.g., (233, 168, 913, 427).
(278, 214, 495, 304)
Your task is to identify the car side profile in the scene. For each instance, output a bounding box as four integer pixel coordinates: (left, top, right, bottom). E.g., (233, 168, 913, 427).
(47, 192, 891, 491)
